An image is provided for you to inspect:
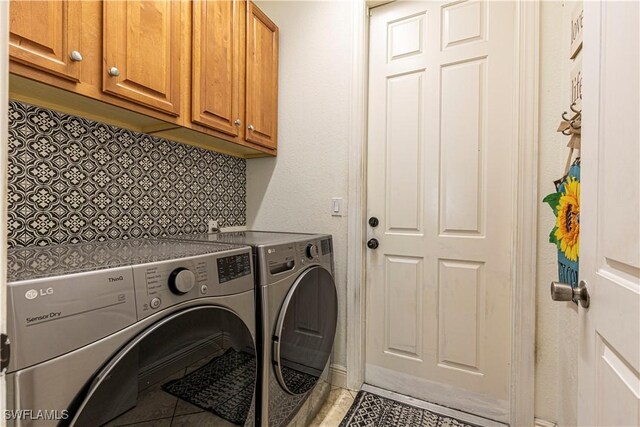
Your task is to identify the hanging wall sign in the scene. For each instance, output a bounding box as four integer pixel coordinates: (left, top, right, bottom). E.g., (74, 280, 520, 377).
(570, 2, 584, 59)
(544, 160, 581, 287)
(571, 56, 583, 110)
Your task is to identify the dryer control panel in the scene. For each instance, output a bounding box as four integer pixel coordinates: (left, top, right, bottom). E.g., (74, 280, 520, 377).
(132, 247, 254, 319)
(218, 252, 252, 283)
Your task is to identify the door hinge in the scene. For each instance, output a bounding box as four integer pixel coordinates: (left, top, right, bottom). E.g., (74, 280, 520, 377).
(1, 333, 10, 373)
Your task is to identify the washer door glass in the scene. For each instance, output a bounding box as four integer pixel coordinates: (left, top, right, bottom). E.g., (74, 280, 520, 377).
(273, 266, 338, 395)
(69, 306, 256, 427)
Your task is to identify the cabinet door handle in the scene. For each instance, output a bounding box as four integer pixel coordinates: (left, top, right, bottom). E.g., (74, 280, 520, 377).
(108, 67, 120, 77)
(247, 124, 255, 131)
(70, 51, 83, 62)
(234, 119, 241, 126)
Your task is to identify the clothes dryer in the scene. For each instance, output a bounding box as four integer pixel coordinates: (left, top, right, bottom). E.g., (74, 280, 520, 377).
(6, 238, 257, 427)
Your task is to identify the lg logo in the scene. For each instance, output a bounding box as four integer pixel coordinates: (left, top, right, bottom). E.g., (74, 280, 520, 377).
(25, 288, 53, 300)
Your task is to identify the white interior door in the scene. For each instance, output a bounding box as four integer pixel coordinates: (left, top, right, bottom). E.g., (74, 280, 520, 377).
(579, 2, 640, 425)
(365, 0, 517, 422)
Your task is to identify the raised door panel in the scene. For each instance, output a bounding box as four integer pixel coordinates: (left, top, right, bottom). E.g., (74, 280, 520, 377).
(9, 0, 81, 81)
(103, 1, 181, 116)
(192, 0, 244, 137)
(245, 2, 278, 149)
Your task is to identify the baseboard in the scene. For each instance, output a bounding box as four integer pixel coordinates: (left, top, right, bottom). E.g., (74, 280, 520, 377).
(330, 364, 348, 389)
(534, 419, 557, 427)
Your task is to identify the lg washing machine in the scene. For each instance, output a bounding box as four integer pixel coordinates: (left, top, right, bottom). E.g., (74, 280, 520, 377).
(167, 231, 338, 427)
(6, 238, 258, 427)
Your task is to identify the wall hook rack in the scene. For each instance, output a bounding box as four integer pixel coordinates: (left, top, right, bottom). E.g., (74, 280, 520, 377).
(559, 102, 582, 135)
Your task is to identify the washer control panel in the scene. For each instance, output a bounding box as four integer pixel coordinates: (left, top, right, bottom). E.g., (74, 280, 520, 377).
(267, 244, 296, 275)
(259, 236, 334, 283)
(132, 247, 254, 319)
(305, 243, 319, 260)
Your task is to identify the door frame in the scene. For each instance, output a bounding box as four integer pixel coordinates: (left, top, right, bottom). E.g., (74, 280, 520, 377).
(345, 1, 540, 425)
(1, 0, 9, 418)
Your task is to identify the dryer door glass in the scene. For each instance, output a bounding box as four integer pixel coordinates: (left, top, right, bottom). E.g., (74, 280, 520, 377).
(68, 306, 257, 426)
(273, 266, 338, 395)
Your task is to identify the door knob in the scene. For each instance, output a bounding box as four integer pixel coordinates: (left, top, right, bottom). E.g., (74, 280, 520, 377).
(550, 280, 590, 308)
(108, 67, 120, 77)
(368, 217, 379, 227)
(367, 238, 379, 249)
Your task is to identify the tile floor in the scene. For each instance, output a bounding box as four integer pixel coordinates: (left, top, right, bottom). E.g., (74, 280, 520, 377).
(309, 386, 356, 426)
(107, 382, 355, 426)
(103, 369, 238, 427)
(104, 350, 240, 427)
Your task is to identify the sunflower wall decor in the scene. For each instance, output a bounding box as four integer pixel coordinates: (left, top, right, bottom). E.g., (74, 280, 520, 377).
(543, 159, 580, 287)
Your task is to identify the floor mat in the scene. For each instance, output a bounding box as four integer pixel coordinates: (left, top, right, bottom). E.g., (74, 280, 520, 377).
(162, 349, 256, 425)
(339, 390, 477, 427)
(279, 365, 318, 394)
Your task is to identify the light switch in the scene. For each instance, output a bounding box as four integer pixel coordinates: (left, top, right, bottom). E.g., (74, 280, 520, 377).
(331, 198, 343, 217)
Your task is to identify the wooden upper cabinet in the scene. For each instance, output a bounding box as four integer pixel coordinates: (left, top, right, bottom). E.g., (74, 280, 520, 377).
(9, 1, 82, 81)
(192, 0, 245, 138)
(245, 2, 278, 150)
(103, 1, 182, 116)
(9, 0, 279, 156)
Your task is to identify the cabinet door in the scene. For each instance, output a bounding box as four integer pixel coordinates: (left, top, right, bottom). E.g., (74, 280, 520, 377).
(103, 1, 182, 116)
(245, 2, 278, 149)
(9, 1, 82, 81)
(192, 0, 245, 137)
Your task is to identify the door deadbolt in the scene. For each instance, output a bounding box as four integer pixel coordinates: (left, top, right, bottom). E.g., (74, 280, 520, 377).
(367, 238, 379, 249)
(368, 217, 379, 227)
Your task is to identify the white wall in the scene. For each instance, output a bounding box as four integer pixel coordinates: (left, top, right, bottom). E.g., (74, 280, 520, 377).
(535, 1, 580, 426)
(246, 1, 354, 369)
(247, 2, 580, 424)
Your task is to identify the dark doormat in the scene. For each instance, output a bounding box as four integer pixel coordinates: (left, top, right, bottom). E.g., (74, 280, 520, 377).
(279, 365, 318, 394)
(339, 390, 478, 427)
(162, 349, 256, 425)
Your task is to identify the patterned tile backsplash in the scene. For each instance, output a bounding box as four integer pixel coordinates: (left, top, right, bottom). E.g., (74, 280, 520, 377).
(7, 101, 246, 248)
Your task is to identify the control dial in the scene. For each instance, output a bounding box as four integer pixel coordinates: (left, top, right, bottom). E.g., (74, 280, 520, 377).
(305, 243, 319, 259)
(168, 268, 196, 295)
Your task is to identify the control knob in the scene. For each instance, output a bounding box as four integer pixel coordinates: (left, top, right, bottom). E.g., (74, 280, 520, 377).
(305, 243, 319, 259)
(168, 268, 196, 295)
